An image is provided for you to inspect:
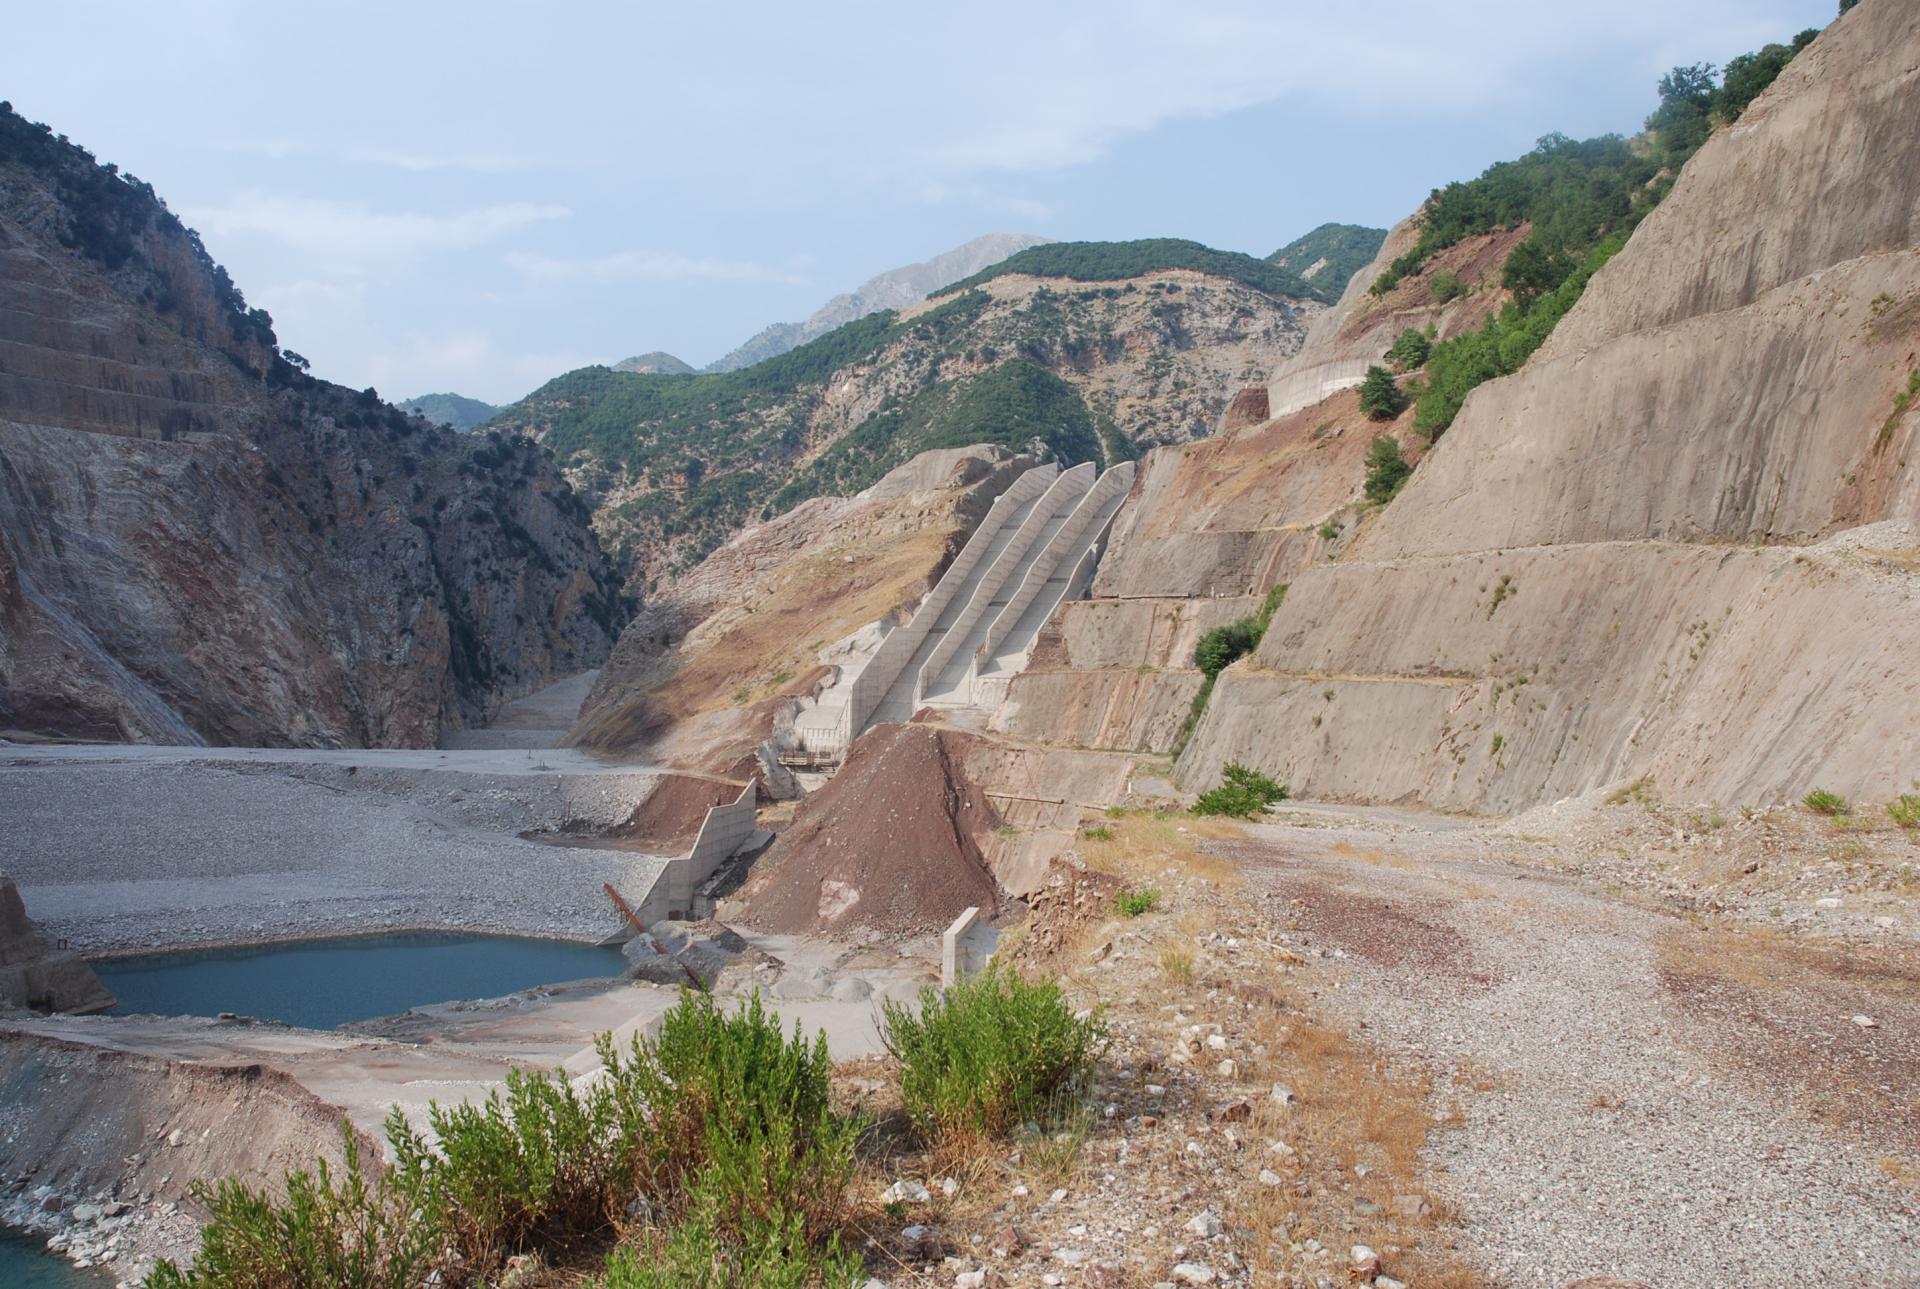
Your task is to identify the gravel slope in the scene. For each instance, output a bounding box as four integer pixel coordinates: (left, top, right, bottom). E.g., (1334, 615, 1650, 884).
(1213, 817, 1920, 1286)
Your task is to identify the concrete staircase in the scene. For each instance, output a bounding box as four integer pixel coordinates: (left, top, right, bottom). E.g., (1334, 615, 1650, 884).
(784, 460, 1135, 762)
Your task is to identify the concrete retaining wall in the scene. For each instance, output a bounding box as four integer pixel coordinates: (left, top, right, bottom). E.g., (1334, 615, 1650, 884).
(639, 781, 757, 920)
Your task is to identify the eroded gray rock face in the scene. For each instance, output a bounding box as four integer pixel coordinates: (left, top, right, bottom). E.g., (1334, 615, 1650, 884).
(0, 878, 114, 1014)
(1177, 0, 1920, 810)
(0, 107, 625, 746)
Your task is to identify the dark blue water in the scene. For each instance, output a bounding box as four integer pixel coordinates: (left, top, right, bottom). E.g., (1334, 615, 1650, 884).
(94, 932, 627, 1030)
(0, 1227, 111, 1288)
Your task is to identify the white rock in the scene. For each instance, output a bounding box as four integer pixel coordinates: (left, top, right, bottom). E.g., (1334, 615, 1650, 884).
(938, 1176, 960, 1198)
(1183, 1209, 1222, 1237)
(956, 1273, 986, 1289)
(1049, 1188, 1069, 1203)
(1852, 1014, 1878, 1028)
(1146, 1084, 1167, 1096)
(883, 1180, 932, 1204)
(1376, 1278, 1407, 1289)
(1054, 1249, 1088, 1266)
(1269, 1083, 1297, 1106)
(1258, 1169, 1283, 1186)
(1815, 897, 1841, 909)
(1206, 1034, 1228, 1051)
(1216, 1059, 1238, 1078)
(1170, 1264, 1217, 1285)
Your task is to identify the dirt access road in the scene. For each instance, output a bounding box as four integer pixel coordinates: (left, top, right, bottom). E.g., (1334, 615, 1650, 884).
(1211, 813, 1920, 1285)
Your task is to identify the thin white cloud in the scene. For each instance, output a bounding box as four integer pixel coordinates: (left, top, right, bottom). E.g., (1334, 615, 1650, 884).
(181, 194, 568, 263)
(506, 250, 811, 288)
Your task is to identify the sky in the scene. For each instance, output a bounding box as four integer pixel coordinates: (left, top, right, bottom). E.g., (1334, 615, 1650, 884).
(3, 0, 1837, 405)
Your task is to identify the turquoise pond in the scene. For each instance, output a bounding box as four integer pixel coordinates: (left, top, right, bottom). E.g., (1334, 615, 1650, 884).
(93, 932, 628, 1030)
(0, 1227, 111, 1287)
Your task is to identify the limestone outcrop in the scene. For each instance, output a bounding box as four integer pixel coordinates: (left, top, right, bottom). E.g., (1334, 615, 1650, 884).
(0, 878, 113, 1014)
(1178, 0, 1920, 810)
(0, 105, 625, 746)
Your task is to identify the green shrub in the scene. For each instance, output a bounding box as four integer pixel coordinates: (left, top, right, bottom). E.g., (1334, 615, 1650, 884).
(1082, 824, 1115, 841)
(599, 1209, 860, 1289)
(1192, 763, 1289, 818)
(881, 967, 1105, 1143)
(1803, 789, 1849, 816)
(1318, 518, 1341, 542)
(1387, 327, 1433, 371)
(1888, 795, 1920, 830)
(619, 991, 857, 1245)
(1358, 365, 1405, 420)
(146, 1132, 439, 1289)
(1364, 435, 1411, 505)
(1195, 618, 1264, 678)
(149, 991, 859, 1289)
(1427, 269, 1464, 303)
(1115, 888, 1161, 917)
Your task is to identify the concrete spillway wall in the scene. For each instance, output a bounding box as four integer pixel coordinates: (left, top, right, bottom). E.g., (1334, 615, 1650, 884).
(914, 463, 1096, 707)
(797, 465, 1058, 759)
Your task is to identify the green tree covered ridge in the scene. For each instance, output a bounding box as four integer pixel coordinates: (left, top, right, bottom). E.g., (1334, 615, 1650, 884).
(1265, 223, 1388, 302)
(930, 237, 1320, 302)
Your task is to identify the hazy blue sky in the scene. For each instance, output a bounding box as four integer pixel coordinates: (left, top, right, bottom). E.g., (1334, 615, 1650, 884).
(5, 1, 1835, 403)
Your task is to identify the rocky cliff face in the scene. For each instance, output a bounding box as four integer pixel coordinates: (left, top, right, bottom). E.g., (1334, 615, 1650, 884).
(705, 233, 1052, 373)
(0, 105, 626, 746)
(1177, 0, 1920, 809)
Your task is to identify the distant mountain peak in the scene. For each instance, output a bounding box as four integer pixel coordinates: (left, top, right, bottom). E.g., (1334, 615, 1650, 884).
(396, 392, 498, 431)
(614, 351, 694, 375)
(703, 232, 1053, 373)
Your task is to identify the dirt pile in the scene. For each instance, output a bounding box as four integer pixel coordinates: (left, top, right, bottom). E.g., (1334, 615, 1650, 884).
(612, 774, 742, 851)
(737, 723, 1002, 935)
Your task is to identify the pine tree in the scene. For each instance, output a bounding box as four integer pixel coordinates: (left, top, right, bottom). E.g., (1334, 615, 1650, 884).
(1359, 364, 1405, 420)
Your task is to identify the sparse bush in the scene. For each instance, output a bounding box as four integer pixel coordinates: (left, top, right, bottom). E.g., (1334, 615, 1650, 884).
(1803, 789, 1849, 817)
(150, 991, 860, 1289)
(1158, 946, 1195, 983)
(146, 1131, 439, 1289)
(599, 1209, 860, 1289)
(1082, 824, 1115, 841)
(1889, 795, 1920, 830)
(1192, 763, 1289, 818)
(1116, 888, 1161, 917)
(881, 967, 1105, 1143)
(1318, 518, 1341, 542)
(1428, 269, 1464, 303)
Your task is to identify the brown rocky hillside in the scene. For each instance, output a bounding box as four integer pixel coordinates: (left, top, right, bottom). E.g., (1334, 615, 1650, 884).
(0, 105, 626, 747)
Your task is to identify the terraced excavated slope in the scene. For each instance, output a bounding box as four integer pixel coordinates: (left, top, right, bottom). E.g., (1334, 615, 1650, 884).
(1180, 0, 1920, 810)
(0, 107, 625, 746)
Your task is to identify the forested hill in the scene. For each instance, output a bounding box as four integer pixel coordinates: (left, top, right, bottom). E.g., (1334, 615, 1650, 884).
(490, 257, 1317, 589)
(1265, 223, 1387, 301)
(931, 237, 1318, 302)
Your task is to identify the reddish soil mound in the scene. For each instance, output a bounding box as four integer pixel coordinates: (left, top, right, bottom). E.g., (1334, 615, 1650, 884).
(738, 723, 1002, 936)
(615, 773, 740, 851)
